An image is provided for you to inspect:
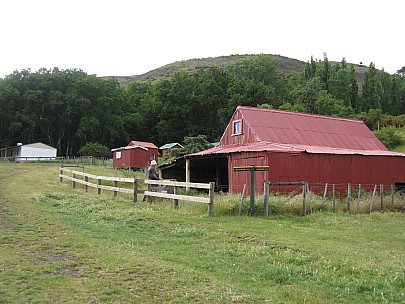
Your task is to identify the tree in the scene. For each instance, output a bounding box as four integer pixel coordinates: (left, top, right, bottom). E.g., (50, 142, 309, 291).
(172, 135, 213, 157)
(321, 53, 330, 92)
(78, 142, 111, 158)
(374, 126, 403, 149)
(360, 63, 380, 111)
(155, 71, 198, 144)
(312, 90, 353, 117)
(226, 54, 278, 87)
(328, 58, 358, 108)
(390, 74, 405, 116)
(0, 68, 128, 155)
(304, 56, 317, 80)
(357, 108, 383, 130)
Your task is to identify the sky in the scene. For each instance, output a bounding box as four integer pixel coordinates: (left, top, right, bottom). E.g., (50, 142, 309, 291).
(1, 0, 404, 79)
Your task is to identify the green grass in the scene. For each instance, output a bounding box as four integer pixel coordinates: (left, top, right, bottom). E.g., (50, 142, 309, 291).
(0, 162, 404, 303)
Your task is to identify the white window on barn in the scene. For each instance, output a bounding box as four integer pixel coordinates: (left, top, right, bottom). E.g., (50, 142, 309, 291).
(233, 119, 242, 135)
(116, 151, 121, 159)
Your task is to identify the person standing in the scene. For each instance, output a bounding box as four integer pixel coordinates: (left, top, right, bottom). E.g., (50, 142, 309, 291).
(147, 160, 161, 180)
(143, 160, 162, 201)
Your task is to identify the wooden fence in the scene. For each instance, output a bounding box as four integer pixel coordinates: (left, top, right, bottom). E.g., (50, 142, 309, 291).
(144, 180, 215, 216)
(59, 167, 215, 216)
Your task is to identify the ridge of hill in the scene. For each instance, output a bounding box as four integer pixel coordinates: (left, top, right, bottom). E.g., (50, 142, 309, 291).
(103, 54, 370, 85)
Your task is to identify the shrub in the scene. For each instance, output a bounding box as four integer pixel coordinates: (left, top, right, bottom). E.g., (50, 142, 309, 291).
(374, 126, 404, 149)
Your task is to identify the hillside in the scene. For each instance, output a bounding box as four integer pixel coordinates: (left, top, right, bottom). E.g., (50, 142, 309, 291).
(103, 54, 370, 85)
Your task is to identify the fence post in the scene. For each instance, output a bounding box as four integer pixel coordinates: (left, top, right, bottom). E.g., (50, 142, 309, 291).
(208, 182, 215, 217)
(85, 176, 89, 192)
(97, 178, 102, 195)
(391, 184, 395, 211)
(72, 172, 76, 189)
(133, 179, 138, 202)
(146, 183, 151, 202)
(302, 183, 307, 214)
(332, 184, 336, 212)
(356, 184, 361, 213)
(306, 183, 312, 213)
(380, 184, 384, 212)
(264, 182, 269, 216)
(322, 183, 328, 206)
(239, 184, 247, 216)
(60, 167, 63, 182)
(369, 185, 377, 213)
(114, 180, 118, 197)
(173, 186, 179, 209)
(347, 183, 351, 213)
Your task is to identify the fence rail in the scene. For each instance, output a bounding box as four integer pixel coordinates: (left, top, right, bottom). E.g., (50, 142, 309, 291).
(59, 167, 215, 216)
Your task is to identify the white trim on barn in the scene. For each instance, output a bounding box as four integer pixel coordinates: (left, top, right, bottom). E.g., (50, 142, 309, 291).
(111, 145, 149, 152)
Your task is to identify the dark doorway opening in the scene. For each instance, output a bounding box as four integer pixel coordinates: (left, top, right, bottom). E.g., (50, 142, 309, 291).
(160, 156, 229, 192)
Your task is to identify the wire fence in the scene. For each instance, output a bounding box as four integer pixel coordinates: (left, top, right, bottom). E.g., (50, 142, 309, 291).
(267, 182, 404, 215)
(230, 182, 405, 216)
(0, 156, 112, 166)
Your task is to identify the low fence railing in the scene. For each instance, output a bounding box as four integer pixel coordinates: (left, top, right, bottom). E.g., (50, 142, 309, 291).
(59, 167, 215, 216)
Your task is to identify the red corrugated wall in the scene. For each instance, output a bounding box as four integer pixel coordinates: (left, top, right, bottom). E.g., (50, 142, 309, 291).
(113, 148, 158, 169)
(228, 152, 268, 194)
(266, 152, 405, 193)
(228, 151, 405, 194)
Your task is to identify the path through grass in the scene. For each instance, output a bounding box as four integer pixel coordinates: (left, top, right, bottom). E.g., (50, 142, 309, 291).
(0, 163, 404, 303)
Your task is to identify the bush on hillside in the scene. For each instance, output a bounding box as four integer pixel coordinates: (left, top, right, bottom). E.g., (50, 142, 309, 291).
(374, 126, 404, 149)
(78, 142, 112, 158)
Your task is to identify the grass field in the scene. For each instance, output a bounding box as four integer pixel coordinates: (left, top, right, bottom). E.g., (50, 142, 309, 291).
(0, 162, 404, 303)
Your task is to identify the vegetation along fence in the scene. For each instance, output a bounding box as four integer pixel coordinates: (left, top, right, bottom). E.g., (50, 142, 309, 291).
(1, 156, 112, 165)
(262, 181, 404, 215)
(59, 167, 215, 216)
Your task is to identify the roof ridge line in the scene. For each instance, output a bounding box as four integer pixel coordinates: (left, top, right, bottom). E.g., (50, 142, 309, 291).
(237, 105, 363, 123)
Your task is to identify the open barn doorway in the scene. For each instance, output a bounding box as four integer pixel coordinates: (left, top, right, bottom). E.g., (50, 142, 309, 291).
(160, 156, 229, 192)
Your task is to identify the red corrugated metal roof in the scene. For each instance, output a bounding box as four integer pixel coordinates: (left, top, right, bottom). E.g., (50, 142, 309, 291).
(236, 106, 387, 151)
(190, 142, 405, 157)
(128, 141, 158, 149)
(191, 142, 302, 156)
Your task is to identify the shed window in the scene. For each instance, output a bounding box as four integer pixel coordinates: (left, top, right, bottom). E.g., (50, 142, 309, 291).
(233, 120, 242, 135)
(116, 151, 121, 159)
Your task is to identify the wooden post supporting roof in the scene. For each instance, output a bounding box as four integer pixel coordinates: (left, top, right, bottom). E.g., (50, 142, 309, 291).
(185, 159, 190, 191)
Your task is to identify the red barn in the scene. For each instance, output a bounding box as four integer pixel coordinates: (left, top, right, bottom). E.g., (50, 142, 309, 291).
(160, 106, 405, 194)
(112, 140, 158, 170)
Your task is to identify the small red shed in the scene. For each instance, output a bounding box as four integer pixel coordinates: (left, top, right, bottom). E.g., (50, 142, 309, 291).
(111, 140, 158, 170)
(159, 142, 184, 158)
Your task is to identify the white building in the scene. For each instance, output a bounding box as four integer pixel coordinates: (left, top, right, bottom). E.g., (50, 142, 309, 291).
(0, 142, 57, 161)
